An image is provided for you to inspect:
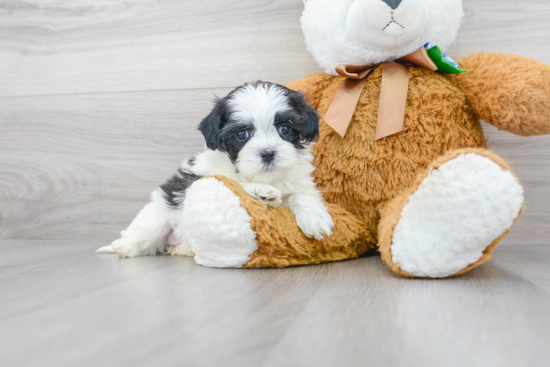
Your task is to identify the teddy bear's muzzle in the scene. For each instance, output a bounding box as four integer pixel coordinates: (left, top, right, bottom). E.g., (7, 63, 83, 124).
(381, 0, 403, 10)
(346, 0, 427, 51)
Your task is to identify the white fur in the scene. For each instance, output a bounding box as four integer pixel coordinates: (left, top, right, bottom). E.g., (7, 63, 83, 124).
(286, 194, 334, 241)
(390, 153, 524, 278)
(98, 83, 333, 265)
(302, 0, 464, 74)
(97, 188, 193, 257)
(241, 183, 283, 207)
(182, 178, 257, 268)
(228, 83, 305, 184)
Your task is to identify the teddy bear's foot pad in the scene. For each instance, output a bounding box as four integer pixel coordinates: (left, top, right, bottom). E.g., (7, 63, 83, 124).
(182, 177, 258, 268)
(388, 152, 524, 278)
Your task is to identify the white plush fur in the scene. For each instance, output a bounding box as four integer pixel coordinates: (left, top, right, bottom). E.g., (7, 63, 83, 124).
(98, 83, 333, 265)
(390, 153, 524, 278)
(182, 178, 257, 268)
(302, 0, 464, 74)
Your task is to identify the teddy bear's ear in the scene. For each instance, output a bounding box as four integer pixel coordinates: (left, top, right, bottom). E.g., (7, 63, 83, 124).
(198, 97, 225, 150)
(286, 89, 320, 143)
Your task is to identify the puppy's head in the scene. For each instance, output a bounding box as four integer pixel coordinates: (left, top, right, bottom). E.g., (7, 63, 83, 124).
(198, 81, 319, 180)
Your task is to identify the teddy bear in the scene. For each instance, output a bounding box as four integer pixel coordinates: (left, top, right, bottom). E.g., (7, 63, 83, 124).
(179, 0, 550, 278)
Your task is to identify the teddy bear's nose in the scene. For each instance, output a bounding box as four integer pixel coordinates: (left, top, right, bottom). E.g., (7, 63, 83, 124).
(381, 0, 403, 10)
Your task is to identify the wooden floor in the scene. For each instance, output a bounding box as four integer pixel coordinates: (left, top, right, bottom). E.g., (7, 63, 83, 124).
(2, 1, 550, 366)
(1, 241, 549, 367)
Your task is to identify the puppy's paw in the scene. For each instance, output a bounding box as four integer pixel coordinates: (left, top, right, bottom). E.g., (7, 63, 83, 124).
(252, 184, 282, 207)
(295, 208, 334, 241)
(169, 243, 194, 257)
(111, 238, 139, 258)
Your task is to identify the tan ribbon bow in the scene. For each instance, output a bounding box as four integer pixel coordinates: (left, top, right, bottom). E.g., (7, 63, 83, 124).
(324, 47, 438, 140)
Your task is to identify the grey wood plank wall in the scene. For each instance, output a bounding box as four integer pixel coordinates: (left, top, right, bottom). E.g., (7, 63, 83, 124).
(1, 0, 550, 243)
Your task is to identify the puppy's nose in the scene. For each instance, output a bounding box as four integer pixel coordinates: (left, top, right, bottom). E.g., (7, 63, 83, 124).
(381, 0, 402, 10)
(260, 150, 275, 163)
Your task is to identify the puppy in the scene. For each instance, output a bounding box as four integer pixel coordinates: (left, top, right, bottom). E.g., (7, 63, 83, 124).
(97, 81, 334, 258)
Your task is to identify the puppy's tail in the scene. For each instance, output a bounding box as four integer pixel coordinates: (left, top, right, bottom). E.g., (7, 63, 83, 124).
(96, 245, 115, 253)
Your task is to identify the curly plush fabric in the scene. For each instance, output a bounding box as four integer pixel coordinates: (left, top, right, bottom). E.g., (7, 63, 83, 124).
(210, 176, 375, 268)
(288, 64, 487, 242)
(284, 53, 550, 245)
(452, 53, 550, 136)
(276, 52, 548, 275)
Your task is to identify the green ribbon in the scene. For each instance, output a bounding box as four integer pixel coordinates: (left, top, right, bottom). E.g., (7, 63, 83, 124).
(425, 43, 468, 74)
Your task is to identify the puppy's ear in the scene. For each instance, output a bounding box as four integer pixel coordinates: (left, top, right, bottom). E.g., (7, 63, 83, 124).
(287, 89, 319, 143)
(198, 98, 225, 150)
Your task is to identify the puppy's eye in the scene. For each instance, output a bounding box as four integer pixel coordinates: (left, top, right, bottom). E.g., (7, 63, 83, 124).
(278, 125, 292, 136)
(235, 130, 249, 141)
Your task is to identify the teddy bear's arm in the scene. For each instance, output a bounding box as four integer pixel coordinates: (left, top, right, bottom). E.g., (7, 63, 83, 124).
(285, 73, 334, 109)
(450, 53, 550, 136)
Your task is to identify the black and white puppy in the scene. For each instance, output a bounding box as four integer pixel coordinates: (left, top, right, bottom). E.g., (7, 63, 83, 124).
(97, 81, 334, 258)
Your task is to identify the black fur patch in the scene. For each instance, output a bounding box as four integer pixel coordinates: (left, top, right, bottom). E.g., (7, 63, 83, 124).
(274, 110, 310, 149)
(197, 97, 231, 150)
(281, 87, 320, 143)
(218, 122, 255, 163)
(160, 165, 201, 209)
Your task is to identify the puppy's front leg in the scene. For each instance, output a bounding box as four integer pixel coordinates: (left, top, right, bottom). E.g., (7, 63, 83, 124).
(241, 183, 283, 207)
(284, 194, 334, 240)
(97, 189, 173, 257)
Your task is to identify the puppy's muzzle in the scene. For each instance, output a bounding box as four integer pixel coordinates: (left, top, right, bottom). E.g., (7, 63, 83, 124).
(260, 150, 276, 164)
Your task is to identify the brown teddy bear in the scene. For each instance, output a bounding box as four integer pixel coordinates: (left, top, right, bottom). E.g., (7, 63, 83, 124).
(180, 0, 550, 278)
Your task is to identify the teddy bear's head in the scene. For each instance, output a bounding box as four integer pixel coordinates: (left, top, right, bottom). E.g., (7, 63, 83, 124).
(301, 0, 464, 74)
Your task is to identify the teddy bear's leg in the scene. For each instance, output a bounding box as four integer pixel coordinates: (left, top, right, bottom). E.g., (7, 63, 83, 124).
(378, 149, 525, 278)
(181, 177, 258, 268)
(182, 175, 374, 269)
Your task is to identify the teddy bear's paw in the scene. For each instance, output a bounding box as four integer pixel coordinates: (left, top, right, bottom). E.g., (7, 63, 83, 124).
(388, 152, 524, 278)
(110, 238, 139, 258)
(182, 177, 258, 268)
(250, 184, 283, 207)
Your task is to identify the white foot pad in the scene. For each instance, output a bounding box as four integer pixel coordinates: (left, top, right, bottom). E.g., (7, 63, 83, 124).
(182, 178, 258, 268)
(169, 243, 194, 257)
(110, 238, 139, 258)
(391, 153, 524, 278)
